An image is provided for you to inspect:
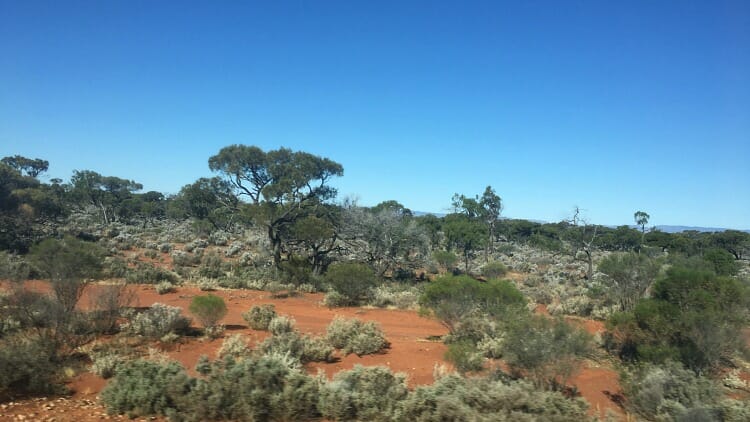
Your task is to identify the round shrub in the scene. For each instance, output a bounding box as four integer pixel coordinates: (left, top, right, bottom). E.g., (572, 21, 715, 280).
(189, 294, 227, 329)
(326, 317, 388, 356)
(324, 263, 377, 306)
(481, 261, 508, 279)
(242, 304, 277, 330)
(318, 365, 408, 422)
(123, 303, 191, 338)
(268, 316, 295, 335)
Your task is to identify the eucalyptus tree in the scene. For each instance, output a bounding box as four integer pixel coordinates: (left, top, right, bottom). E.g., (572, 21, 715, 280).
(451, 186, 502, 261)
(70, 170, 143, 224)
(340, 200, 428, 277)
(208, 145, 343, 265)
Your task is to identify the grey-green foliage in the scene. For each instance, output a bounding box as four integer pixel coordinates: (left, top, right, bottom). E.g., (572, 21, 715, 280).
(242, 304, 278, 330)
(326, 317, 388, 356)
(621, 361, 724, 421)
(259, 330, 334, 364)
(318, 365, 409, 422)
(502, 315, 593, 390)
(100, 359, 192, 418)
(399, 374, 592, 422)
(122, 303, 191, 338)
(176, 354, 321, 422)
(0, 335, 61, 397)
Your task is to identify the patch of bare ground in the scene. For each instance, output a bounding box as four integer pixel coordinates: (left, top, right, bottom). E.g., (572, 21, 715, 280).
(1, 281, 631, 420)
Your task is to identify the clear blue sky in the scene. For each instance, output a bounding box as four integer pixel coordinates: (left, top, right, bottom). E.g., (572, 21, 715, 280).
(1, 1, 748, 229)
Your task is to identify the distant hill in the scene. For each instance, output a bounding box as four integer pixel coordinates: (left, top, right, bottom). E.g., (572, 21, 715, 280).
(412, 211, 749, 233)
(651, 225, 750, 234)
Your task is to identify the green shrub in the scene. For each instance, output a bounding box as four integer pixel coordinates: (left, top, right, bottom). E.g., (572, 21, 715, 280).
(481, 261, 508, 279)
(323, 291, 349, 308)
(420, 275, 526, 332)
(444, 341, 484, 373)
(432, 250, 458, 270)
(260, 331, 334, 363)
(217, 334, 252, 360)
(607, 267, 750, 372)
(503, 315, 593, 390)
(189, 294, 227, 330)
(123, 303, 191, 338)
(91, 350, 124, 379)
(398, 374, 591, 421)
(155, 281, 175, 295)
(703, 248, 739, 276)
(318, 365, 408, 422)
(0, 336, 61, 398)
(324, 262, 377, 306)
(126, 262, 179, 284)
(198, 251, 225, 279)
(101, 359, 191, 418)
(326, 317, 388, 356)
(268, 315, 295, 335)
(177, 354, 320, 422)
(242, 304, 277, 330)
(621, 361, 722, 421)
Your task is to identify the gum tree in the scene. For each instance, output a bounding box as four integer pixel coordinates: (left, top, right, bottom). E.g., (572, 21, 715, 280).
(209, 145, 343, 265)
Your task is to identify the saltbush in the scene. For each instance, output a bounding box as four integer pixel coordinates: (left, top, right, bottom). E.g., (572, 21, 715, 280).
(318, 365, 408, 422)
(481, 261, 508, 279)
(326, 317, 388, 356)
(398, 374, 591, 421)
(242, 304, 278, 330)
(621, 361, 721, 421)
(268, 315, 295, 335)
(155, 281, 175, 295)
(0, 336, 61, 398)
(216, 334, 252, 360)
(100, 359, 191, 418)
(260, 331, 334, 363)
(122, 303, 191, 338)
(444, 341, 485, 373)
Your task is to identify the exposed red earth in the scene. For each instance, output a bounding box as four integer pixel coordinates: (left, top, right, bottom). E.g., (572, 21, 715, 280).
(0, 280, 634, 421)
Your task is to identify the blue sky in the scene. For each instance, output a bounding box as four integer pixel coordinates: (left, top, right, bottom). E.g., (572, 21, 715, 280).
(1, 1, 748, 229)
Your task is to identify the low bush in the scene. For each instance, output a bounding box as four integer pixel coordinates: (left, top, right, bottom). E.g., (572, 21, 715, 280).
(481, 261, 508, 279)
(177, 353, 320, 422)
(125, 262, 179, 284)
(326, 317, 388, 356)
(189, 294, 227, 331)
(216, 334, 252, 360)
(398, 374, 591, 421)
(100, 359, 191, 418)
(621, 361, 722, 421)
(155, 281, 175, 295)
(268, 315, 295, 335)
(444, 341, 484, 373)
(91, 350, 124, 379)
(324, 262, 377, 306)
(318, 365, 408, 422)
(503, 315, 593, 390)
(242, 304, 277, 330)
(432, 250, 458, 271)
(122, 303, 191, 338)
(0, 335, 61, 398)
(260, 331, 334, 363)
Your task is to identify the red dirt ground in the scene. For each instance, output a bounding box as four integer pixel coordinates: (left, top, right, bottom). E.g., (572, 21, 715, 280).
(1, 281, 630, 420)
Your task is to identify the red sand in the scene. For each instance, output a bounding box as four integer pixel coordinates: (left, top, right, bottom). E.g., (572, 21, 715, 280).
(1, 281, 628, 420)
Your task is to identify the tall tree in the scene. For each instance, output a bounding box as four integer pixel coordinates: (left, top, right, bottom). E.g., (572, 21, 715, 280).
(634, 210, 650, 252)
(209, 145, 343, 265)
(70, 170, 143, 224)
(563, 207, 599, 279)
(1, 155, 49, 178)
(452, 186, 503, 262)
